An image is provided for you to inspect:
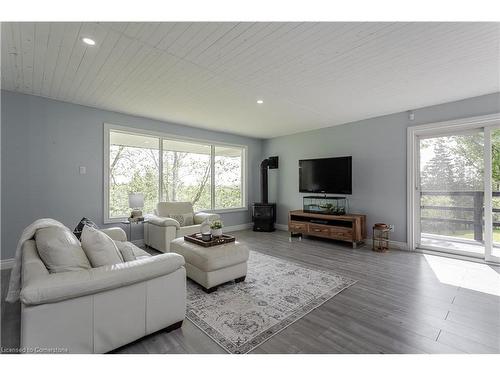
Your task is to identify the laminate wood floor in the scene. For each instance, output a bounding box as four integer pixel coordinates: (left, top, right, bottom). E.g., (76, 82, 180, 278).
(2, 229, 500, 354)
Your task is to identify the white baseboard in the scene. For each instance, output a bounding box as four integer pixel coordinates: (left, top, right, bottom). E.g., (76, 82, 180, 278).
(390, 241, 409, 251)
(224, 223, 253, 232)
(1, 258, 15, 270)
(365, 238, 409, 251)
(275, 223, 288, 231)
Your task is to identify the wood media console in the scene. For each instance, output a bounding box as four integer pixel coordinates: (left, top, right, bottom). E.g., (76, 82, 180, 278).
(288, 210, 366, 248)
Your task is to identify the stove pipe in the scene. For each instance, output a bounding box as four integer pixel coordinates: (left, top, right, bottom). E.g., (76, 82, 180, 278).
(260, 158, 269, 204)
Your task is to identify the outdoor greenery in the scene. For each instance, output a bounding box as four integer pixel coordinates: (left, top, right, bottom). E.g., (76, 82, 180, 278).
(454, 228, 500, 242)
(420, 130, 500, 240)
(109, 145, 159, 218)
(109, 142, 242, 218)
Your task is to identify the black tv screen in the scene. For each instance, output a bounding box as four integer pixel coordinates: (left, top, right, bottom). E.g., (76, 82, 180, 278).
(299, 156, 352, 194)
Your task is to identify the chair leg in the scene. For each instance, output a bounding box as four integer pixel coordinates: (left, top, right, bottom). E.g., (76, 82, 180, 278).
(202, 276, 246, 293)
(203, 286, 218, 293)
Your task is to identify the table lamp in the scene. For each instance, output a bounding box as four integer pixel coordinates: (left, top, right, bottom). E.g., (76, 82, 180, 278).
(128, 193, 144, 222)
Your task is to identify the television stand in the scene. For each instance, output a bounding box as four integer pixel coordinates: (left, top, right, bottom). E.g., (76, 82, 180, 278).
(288, 210, 366, 248)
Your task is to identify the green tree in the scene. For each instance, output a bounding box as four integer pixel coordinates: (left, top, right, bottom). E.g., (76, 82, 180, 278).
(421, 138, 457, 191)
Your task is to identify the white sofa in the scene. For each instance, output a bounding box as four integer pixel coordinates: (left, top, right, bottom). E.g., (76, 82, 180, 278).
(20, 227, 186, 353)
(144, 202, 220, 252)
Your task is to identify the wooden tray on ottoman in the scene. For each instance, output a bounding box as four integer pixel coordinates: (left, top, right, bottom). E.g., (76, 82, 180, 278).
(184, 233, 236, 247)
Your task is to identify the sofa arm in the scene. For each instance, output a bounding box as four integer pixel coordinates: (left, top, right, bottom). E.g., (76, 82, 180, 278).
(147, 215, 180, 229)
(194, 212, 221, 224)
(101, 227, 127, 242)
(20, 253, 185, 306)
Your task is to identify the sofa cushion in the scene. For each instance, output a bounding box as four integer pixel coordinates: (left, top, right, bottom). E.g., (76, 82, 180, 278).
(73, 217, 99, 240)
(130, 245, 151, 260)
(114, 241, 137, 262)
(114, 241, 151, 262)
(35, 227, 91, 273)
(157, 202, 194, 217)
(80, 226, 124, 267)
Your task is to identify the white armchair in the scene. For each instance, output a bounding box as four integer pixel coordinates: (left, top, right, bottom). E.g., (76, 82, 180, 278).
(144, 202, 220, 252)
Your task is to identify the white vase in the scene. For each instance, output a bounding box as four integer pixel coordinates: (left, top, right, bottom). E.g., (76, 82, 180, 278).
(200, 220, 211, 234)
(211, 228, 223, 237)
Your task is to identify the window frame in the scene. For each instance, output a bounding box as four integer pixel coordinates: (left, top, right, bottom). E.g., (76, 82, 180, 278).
(103, 123, 248, 224)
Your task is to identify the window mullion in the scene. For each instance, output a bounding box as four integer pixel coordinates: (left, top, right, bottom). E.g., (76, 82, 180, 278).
(211, 145, 215, 210)
(105, 128, 110, 222)
(159, 137, 163, 203)
(242, 148, 245, 208)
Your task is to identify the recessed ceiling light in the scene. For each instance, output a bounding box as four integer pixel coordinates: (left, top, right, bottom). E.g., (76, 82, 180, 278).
(82, 37, 96, 46)
(256, 99, 264, 104)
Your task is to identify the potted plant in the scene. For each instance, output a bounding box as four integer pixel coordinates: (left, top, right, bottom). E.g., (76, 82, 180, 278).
(210, 219, 224, 237)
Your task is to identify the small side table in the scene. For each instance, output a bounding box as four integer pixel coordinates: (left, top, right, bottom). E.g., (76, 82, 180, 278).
(120, 219, 148, 242)
(373, 223, 390, 252)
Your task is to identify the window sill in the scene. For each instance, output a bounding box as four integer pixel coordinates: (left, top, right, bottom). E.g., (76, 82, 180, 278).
(104, 217, 130, 225)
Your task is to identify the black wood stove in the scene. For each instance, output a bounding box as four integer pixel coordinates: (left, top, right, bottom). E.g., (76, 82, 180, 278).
(252, 156, 278, 232)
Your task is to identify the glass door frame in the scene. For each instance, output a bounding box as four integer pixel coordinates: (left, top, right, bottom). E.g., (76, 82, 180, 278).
(484, 125, 500, 263)
(407, 113, 500, 263)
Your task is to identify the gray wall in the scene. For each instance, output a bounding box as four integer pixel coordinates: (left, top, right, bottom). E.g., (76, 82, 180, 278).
(1, 90, 264, 260)
(264, 92, 500, 244)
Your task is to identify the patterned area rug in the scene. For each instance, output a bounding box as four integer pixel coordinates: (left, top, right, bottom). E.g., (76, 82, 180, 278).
(186, 251, 356, 353)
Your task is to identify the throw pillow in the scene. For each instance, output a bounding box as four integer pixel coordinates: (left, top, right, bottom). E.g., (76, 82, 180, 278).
(114, 241, 137, 262)
(80, 225, 124, 267)
(114, 241, 151, 262)
(169, 213, 194, 227)
(73, 217, 99, 240)
(35, 227, 91, 273)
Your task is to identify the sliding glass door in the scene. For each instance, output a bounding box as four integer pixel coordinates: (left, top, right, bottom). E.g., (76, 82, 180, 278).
(418, 131, 485, 258)
(409, 114, 500, 263)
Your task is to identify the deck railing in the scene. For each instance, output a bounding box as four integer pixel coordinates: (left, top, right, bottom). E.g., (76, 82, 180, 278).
(420, 191, 500, 242)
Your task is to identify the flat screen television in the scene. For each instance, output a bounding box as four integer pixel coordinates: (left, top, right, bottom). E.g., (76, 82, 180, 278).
(299, 156, 352, 194)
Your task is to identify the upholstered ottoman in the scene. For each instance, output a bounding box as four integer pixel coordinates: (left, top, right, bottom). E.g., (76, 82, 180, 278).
(170, 238, 249, 293)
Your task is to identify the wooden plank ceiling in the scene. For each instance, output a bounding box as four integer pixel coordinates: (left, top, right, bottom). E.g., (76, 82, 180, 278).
(1, 22, 499, 138)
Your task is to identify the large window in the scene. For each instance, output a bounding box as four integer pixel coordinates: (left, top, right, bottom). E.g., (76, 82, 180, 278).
(163, 140, 212, 212)
(214, 146, 243, 209)
(108, 132, 160, 218)
(105, 125, 246, 222)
